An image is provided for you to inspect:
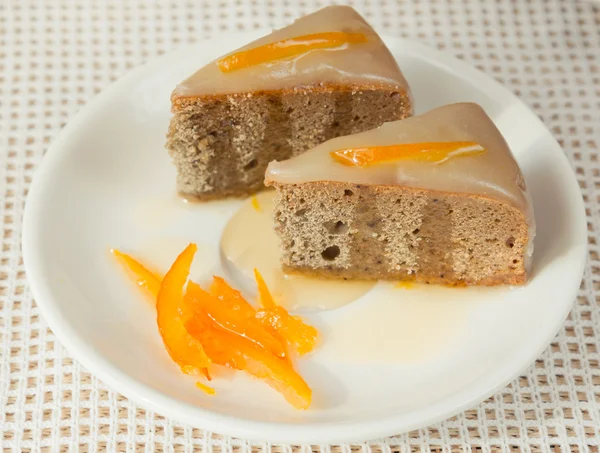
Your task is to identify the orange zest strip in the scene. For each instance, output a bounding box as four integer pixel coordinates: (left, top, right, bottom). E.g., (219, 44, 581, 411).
(195, 381, 216, 395)
(185, 310, 311, 409)
(156, 243, 211, 374)
(254, 269, 318, 356)
(186, 281, 287, 358)
(210, 276, 256, 315)
(217, 32, 368, 73)
(254, 269, 276, 309)
(111, 249, 161, 299)
(113, 249, 210, 378)
(330, 141, 485, 167)
(256, 307, 318, 356)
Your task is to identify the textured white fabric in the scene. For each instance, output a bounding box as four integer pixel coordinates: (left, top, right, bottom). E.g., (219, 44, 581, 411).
(1, 0, 599, 451)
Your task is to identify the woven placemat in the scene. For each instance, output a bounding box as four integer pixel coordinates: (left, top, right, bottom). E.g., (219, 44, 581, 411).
(1, 0, 599, 451)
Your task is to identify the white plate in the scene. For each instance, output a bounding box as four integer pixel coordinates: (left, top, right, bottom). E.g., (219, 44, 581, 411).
(22, 33, 587, 444)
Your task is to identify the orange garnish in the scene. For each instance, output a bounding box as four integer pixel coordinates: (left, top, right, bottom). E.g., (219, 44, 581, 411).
(156, 244, 211, 374)
(210, 276, 256, 315)
(186, 281, 286, 358)
(112, 246, 318, 409)
(113, 249, 210, 377)
(330, 141, 485, 167)
(195, 381, 216, 395)
(217, 32, 368, 72)
(256, 307, 318, 356)
(254, 269, 318, 356)
(251, 195, 261, 212)
(184, 305, 312, 409)
(111, 249, 161, 298)
(254, 268, 276, 309)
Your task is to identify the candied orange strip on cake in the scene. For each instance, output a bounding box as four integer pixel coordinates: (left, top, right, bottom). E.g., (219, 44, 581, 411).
(254, 269, 318, 356)
(217, 32, 368, 72)
(111, 249, 161, 299)
(156, 243, 211, 374)
(330, 141, 485, 167)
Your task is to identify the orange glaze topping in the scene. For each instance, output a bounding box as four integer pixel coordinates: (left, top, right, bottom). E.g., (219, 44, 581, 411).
(217, 32, 368, 72)
(330, 141, 485, 167)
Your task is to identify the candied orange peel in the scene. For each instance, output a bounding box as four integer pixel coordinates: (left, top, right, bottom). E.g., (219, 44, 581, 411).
(217, 32, 367, 73)
(111, 249, 161, 299)
(184, 298, 312, 409)
(195, 381, 216, 395)
(254, 268, 276, 309)
(330, 141, 485, 167)
(156, 244, 212, 375)
(187, 280, 286, 358)
(112, 245, 317, 409)
(254, 269, 318, 356)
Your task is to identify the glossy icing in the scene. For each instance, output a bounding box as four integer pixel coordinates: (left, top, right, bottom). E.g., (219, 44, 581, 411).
(220, 191, 375, 312)
(266, 103, 536, 271)
(173, 6, 409, 97)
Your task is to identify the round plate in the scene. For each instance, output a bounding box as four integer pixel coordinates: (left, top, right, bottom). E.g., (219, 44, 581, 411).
(22, 33, 587, 444)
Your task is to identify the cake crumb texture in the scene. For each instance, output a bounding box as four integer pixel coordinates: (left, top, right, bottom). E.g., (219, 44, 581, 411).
(167, 86, 412, 199)
(272, 181, 529, 286)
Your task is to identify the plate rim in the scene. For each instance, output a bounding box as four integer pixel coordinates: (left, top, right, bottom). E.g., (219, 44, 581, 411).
(22, 32, 588, 444)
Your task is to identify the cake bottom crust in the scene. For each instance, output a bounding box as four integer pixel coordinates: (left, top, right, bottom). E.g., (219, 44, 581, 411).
(178, 188, 263, 202)
(282, 264, 526, 286)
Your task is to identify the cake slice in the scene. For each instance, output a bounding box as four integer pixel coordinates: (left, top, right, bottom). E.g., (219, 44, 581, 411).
(167, 5, 412, 200)
(265, 103, 535, 286)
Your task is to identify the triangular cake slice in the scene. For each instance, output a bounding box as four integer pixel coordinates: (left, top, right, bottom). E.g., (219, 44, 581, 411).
(265, 103, 535, 286)
(167, 6, 412, 200)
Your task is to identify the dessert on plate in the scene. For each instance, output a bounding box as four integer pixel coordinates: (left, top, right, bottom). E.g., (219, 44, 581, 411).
(265, 103, 535, 286)
(167, 5, 413, 200)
